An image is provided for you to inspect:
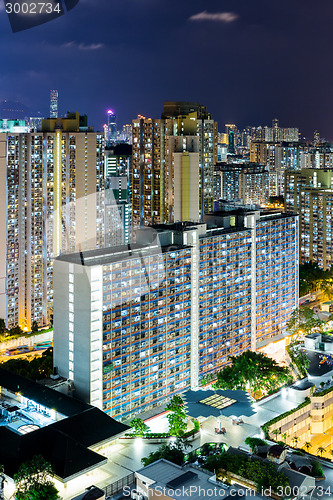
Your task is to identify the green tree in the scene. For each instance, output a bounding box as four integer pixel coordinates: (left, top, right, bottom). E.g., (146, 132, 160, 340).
(129, 418, 150, 436)
(304, 442, 311, 453)
(214, 351, 290, 396)
(8, 325, 24, 337)
(287, 341, 310, 378)
(166, 395, 188, 437)
(299, 262, 333, 297)
(287, 307, 324, 337)
(317, 446, 325, 457)
(244, 437, 267, 453)
(31, 321, 39, 333)
(310, 460, 324, 477)
(141, 443, 185, 467)
(3, 348, 53, 380)
(272, 429, 279, 440)
(282, 433, 288, 444)
(0, 319, 6, 335)
(292, 436, 299, 448)
(14, 455, 58, 500)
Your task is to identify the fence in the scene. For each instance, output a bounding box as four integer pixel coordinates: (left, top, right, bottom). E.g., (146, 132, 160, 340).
(103, 472, 135, 498)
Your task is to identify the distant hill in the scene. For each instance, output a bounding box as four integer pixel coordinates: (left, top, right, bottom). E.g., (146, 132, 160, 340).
(0, 100, 31, 119)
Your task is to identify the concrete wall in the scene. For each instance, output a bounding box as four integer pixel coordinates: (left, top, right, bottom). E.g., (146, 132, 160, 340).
(53, 260, 103, 407)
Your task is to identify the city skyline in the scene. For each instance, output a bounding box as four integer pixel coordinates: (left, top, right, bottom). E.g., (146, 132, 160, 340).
(0, 0, 333, 137)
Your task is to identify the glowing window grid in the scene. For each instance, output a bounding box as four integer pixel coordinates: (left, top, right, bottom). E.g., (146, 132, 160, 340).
(199, 394, 236, 410)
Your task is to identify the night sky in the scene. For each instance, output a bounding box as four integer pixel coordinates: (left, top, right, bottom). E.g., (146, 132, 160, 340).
(1, 0, 333, 138)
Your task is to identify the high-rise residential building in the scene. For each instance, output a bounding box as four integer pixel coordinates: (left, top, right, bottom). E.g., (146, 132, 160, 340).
(132, 117, 164, 227)
(264, 119, 299, 142)
(53, 209, 298, 420)
(29, 116, 44, 132)
(105, 143, 132, 178)
(132, 103, 217, 228)
(285, 168, 333, 269)
(50, 90, 58, 118)
(299, 144, 333, 170)
(120, 124, 132, 144)
(0, 113, 105, 330)
(104, 178, 132, 246)
(164, 125, 200, 223)
(163, 102, 218, 216)
(250, 141, 301, 196)
(225, 124, 237, 155)
(104, 144, 132, 246)
(214, 162, 269, 207)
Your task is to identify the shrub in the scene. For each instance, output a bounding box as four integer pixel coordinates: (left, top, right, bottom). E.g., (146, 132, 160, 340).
(310, 461, 324, 478)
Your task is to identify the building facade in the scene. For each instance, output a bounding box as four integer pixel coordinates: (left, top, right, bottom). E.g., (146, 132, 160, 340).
(0, 120, 105, 330)
(214, 162, 269, 206)
(285, 168, 333, 269)
(50, 90, 58, 119)
(132, 103, 218, 228)
(54, 210, 298, 420)
(104, 144, 132, 245)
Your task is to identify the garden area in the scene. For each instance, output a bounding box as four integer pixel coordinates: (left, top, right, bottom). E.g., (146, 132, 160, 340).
(212, 351, 292, 400)
(126, 395, 200, 440)
(141, 437, 290, 496)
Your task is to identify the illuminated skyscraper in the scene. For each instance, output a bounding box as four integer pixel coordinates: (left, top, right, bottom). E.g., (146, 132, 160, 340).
(0, 113, 105, 330)
(104, 110, 117, 145)
(50, 90, 58, 118)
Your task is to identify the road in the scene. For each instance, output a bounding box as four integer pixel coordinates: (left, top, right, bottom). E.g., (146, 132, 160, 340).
(0, 348, 48, 364)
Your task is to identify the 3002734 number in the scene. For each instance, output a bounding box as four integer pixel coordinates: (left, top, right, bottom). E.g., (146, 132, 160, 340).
(5, 2, 61, 14)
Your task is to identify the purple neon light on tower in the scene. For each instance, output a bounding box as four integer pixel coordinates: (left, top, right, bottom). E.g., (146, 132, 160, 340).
(105, 109, 117, 144)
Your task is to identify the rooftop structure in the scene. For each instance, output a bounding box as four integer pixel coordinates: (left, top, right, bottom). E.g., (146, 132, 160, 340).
(0, 367, 128, 482)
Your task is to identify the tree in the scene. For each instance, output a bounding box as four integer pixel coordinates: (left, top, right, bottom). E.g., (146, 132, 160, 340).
(268, 196, 284, 207)
(292, 436, 299, 448)
(0, 319, 6, 335)
(129, 418, 150, 436)
(3, 348, 53, 380)
(244, 437, 267, 453)
(317, 446, 325, 458)
(272, 429, 280, 440)
(214, 351, 291, 396)
(282, 433, 288, 444)
(8, 325, 23, 337)
(14, 455, 58, 500)
(287, 307, 324, 337)
(304, 442, 312, 453)
(31, 321, 39, 333)
(166, 395, 188, 437)
(141, 443, 185, 467)
(299, 262, 333, 298)
(287, 341, 310, 378)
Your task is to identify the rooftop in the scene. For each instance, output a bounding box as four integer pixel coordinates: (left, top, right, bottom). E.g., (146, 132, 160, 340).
(183, 389, 254, 419)
(137, 460, 224, 500)
(56, 241, 190, 267)
(0, 366, 87, 416)
(0, 368, 129, 481)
